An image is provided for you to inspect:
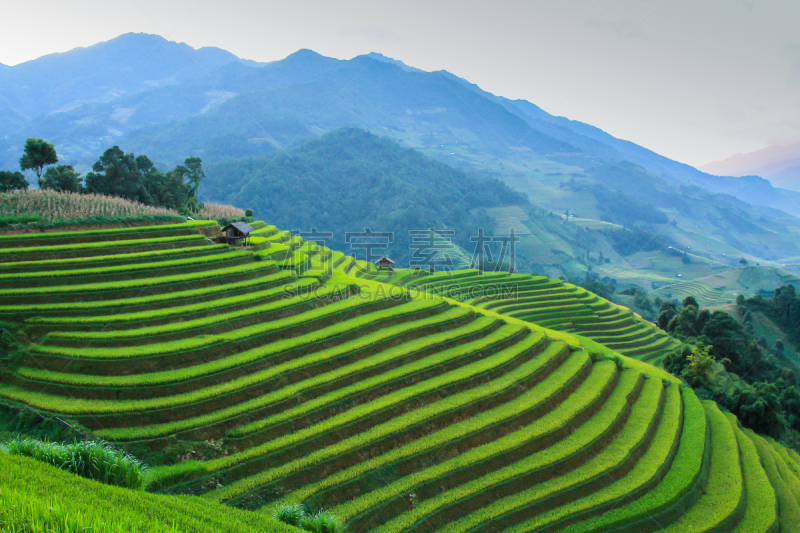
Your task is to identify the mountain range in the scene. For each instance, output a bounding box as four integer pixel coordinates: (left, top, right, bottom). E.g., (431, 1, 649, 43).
(2, 32, 800, 278)
(702, 143, 800, 192)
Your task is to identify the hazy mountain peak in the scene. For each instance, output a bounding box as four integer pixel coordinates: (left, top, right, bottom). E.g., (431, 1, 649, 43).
(0, 32, 256, 119)
(284, 48, 327, 61)
(700, 143, 800, 192)
(362, 52, 423, 73)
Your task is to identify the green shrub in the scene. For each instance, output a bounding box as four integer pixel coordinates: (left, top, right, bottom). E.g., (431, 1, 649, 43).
(273, 503, 306, 527)
(272, 504, 345, 533)
(0, 213, 43, 227)
(300, 510, 346, 533)
(1, 437, 146, 489)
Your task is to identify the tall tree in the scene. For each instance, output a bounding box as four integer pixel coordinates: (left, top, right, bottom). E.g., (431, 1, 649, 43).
(41, 165, 81, 192)
(19, 138, 58, 188)
(137, 155, 190, 210)
(0, 171, 29, 192)
(83, 146, 149, 204)
(183, 156, 204, 212)
(184, 156, 205, 193)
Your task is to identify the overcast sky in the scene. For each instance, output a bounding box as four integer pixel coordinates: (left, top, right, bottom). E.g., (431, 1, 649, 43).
(1, 0, 798, 167)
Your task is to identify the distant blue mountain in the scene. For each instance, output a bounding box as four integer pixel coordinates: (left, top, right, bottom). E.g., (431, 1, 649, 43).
(0, 33, 263, 120)
(1, 33, 800, 261)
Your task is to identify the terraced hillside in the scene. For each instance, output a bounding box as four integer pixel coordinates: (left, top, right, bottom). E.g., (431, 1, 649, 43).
(2, 222, 800, 532)
(650, 266, 800, 308)
(369, 268, 680, 366)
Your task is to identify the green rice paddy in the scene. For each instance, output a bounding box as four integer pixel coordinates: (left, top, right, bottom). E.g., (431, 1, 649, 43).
(0, 221, 798, 531)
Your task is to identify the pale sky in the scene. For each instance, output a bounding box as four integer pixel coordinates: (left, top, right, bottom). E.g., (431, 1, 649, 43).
(1, 0, 799, 167)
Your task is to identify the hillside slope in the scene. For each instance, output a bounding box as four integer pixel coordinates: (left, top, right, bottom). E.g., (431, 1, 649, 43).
(0, 452, 295, 532)
(365, 268, 680, 367)
(1, 220, 799, 531)
(203, 127, 528, 264)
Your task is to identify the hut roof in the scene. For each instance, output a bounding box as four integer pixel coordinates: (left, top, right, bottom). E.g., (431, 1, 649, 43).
(374, 256, 395, 265)
(221, 222, 254, 235)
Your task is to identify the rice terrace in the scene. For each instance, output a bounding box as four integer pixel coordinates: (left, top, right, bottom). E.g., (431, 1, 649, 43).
(0, 204, 796, 532)
(4, 3, 800, 532)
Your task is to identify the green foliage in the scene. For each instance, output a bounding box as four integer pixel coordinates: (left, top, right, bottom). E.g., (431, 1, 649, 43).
(574, 275, 615, 300)
(683, 345, 719, 389)
(84, 146, 151, 205)
(660, 291, 800, 441)
(272, 504, 345, 533)
(216, 215, 253, 228)
(84, 147, 206, 213)
(618, 285, 656, 317)
(747, 284, 800, 345)
(1, 437, 146, 489)
(300, 510, 345, 533)
(0, 170, 28, 192)
(273, 504, 306, 527)
(19, 138, 58, 186)
(747, 429, 800, 532)
(722, 382, 784, 437)
(204, 128, 528, 264)
(0, 321, 22, 367)
(0, 487, 178, 533)
(0, 250, 246, 286)
(245, 208, 254, 217)
(0, 217, 796, 530)
(603, 227, 670, 256)
(42, 164, 81, 192)
(657, 300, 678, 330)
(0, 213, 42, 227)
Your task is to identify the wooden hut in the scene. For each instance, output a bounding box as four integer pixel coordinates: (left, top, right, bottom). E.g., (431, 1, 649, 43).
(221, 222, 254, 246)
(374, 256, 395, 270)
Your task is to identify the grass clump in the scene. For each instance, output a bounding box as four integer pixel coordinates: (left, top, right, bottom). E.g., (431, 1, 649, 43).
(273, 504, 306, 527)
(272, 504, 345, 533)
(1, 437, 146, 489)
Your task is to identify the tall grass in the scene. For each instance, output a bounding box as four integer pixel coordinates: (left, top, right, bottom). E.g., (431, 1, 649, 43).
(196, 202, 245, 220)
(272, 505, 345, 533)
(1, 438, 146, 489)
(0, 190, 178, 221)
(0, 190, 246, 223)
(0, 487, 179, 532)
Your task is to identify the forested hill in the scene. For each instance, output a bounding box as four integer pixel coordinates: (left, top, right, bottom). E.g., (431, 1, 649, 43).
(204, 127, 528, 264)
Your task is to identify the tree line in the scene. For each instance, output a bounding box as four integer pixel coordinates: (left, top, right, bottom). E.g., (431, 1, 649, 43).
(0, 138, 205, 213)
(659, 291, 800, 448)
